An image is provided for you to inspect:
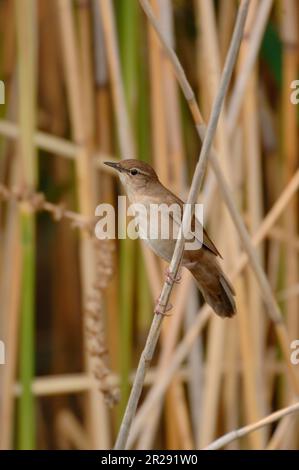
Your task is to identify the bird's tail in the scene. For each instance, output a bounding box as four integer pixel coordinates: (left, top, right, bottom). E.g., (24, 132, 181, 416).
(189, 261, 236, 318)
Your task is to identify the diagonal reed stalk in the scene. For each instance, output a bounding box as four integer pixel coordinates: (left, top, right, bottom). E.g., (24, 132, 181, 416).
(203, 401, 299, 450)
(114, 0, 250, 450)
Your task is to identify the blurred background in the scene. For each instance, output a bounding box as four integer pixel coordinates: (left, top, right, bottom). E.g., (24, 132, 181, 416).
(0, 0, 299, 450)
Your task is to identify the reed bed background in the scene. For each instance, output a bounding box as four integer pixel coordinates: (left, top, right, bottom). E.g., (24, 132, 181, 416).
(0, 0, 298, 450)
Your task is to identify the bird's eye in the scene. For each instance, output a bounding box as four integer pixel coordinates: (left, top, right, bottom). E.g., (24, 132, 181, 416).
(130, 169, 138, 176)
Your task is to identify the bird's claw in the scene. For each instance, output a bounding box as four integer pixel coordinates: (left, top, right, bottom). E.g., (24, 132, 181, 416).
(154, 298, 173, 316)
(165, 267, 181, 286)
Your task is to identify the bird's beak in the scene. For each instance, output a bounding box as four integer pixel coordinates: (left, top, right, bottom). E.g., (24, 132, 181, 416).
(104, 161, 122, 172)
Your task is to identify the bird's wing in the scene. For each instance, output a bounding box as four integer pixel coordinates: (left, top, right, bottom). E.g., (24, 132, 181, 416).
(163, 188, 222, 258)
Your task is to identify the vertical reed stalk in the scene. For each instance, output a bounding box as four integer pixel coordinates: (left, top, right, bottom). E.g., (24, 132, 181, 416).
(239, 0, 267, 447)
(92, 0, 119, 375)
(159, 0, 185, 192)
(159, 1, 188, 448)
(116, 0, 138, 420)
(0, 168, 21, 449)
(147, 0, 168, 184)
(77, 0, 96, 146)
(218, 0, 236, 63)
(56, 0, 109, 449)
(280, 0, 299, 448)
(195, 0, 240, 447)
(15, 0, 37, 449)
(281, 0, 299, 359)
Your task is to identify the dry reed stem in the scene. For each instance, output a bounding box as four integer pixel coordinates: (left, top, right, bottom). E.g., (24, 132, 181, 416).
(195, 0, 241, 447)
(169, 379, 194, 450)
(0, 64, 20, 448)
(218, 0, 237, 62)
(226, 0, 274, 133)
(97, 0, 162, 300)
(56, 0, 111, 447)
(0, 191, 21, 449)
(15, 0, 37, 449)
(92, 0, 119, 375)
(55, 409, 91, 450)
(185, 288, 202, 445)
(158, 1, 188, 441)
(281, 5, 299, 443)
(269, 227, 299, 250)
(277, 287, 299, 304)
(77, 1, 96, 146)
(236, 272, 265, 448)
(146, 0, 183, 448)
(203, 0, 274, 203)
(148, 0, 168, 185)
(223, 313, 239, 449)
(240, 0, 267, 446)
(266, 414, 294, 449)
(198, 316, 227, 447)
(139, 0, 299, 396)
(0, 119, 115, 165)
(13, 366, 196, 398)
(114, 0, 249, 449)
(197, 52, 239, 444)
(136, 273, 193, 448)
(12, 358, 288, 399)
(203, 401, 299, 450)
(97, 0, 135, 157)
(159, 0, 185, 193)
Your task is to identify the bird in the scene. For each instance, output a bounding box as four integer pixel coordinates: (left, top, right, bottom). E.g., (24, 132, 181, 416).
(104, 159, 236, 318)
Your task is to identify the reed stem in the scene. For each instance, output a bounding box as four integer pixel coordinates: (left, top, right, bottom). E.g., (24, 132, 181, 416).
(15, 0, 37, 449)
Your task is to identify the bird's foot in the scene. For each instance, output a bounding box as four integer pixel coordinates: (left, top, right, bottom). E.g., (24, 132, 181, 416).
(154, 298, 173, 316)
(165, 267, 181, 286)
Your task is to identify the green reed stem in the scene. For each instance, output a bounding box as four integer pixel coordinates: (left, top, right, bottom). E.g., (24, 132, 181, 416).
(117, 0, 138, 420)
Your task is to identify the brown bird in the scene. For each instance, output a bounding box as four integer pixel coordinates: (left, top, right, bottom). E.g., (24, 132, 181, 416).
(104, 159, 236, 318)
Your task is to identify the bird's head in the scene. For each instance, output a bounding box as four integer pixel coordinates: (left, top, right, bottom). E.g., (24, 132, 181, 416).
(104, 159, 159, 197)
